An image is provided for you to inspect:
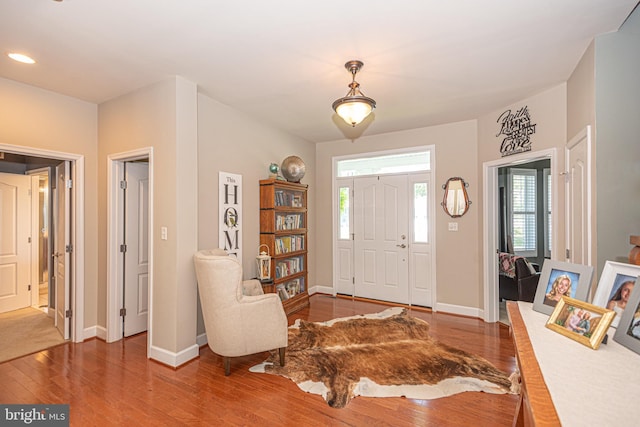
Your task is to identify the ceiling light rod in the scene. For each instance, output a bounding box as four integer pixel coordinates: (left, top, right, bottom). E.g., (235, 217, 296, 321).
(332, 60, 376, 127)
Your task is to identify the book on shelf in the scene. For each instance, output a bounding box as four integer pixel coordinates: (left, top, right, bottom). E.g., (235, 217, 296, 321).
(274, 190, 304, 207)
(276, 213, 303, 230)
(275, 235, 304, 254)
(275, 256, 302, 278)
(276, 284, 290, 301)
(285, 279, 301, 297)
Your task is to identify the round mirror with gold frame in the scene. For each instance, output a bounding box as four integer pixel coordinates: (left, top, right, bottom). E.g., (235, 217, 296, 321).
(441, 177, 471, 217)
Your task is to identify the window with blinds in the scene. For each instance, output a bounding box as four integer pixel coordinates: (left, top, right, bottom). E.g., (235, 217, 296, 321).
(509, 168, 537, 256)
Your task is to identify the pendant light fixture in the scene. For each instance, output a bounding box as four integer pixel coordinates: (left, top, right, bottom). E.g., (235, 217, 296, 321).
(332, 60, 376, 127)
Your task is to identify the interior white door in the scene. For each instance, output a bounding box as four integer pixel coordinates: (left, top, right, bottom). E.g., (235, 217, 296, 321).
(0, 173, 31, 313)
(354, 175, 409, 303)
(565, 127, 591, 264)
(123, 162, 149, 337)
(54, 161, 70, 339)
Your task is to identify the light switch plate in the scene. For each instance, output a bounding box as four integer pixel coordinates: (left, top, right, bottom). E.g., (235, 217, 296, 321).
(448, 222, 458, 231)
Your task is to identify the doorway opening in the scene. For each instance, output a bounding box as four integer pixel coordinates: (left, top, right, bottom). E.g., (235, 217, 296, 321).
(0, 143, 84, 344)
(332, 147, 436, 307)
(483, 148, 558, 323)
(107, 148, 153, 346)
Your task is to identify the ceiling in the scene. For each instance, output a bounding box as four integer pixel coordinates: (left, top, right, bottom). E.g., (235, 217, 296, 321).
(1, 1, 638, 143)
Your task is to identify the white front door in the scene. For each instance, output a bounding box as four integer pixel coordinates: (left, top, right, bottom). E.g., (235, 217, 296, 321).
(0, 173, 31, 313)
(54, 162, 70, 339)
(354, 175, 409, 303)
(565, 127, 592, 264)
(123, 162, 149, 337)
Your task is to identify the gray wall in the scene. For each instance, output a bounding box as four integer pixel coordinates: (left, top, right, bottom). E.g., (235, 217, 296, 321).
(595, 7, 640, 272)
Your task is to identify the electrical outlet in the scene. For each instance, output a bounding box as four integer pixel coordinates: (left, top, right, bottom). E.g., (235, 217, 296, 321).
(161, 227, 168, 240)
(448, 222, 458, 231)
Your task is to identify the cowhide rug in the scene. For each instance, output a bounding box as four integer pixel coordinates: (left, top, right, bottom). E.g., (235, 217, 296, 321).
(250, 307, 519, 408)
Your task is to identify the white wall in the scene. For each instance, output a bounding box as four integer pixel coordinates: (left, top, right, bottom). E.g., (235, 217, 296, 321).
(196, 93, 315, 334)
(594, 7, 640, 273)
(0, 76, 99, 330)
(99, 77, 199, 362)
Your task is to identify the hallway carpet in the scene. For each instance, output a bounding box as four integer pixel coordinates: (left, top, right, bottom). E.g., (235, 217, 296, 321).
(0, 307, 66, 363)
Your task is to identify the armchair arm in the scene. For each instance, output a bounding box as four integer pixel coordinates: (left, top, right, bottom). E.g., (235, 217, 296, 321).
(242, 279, 264, 296)
(236, 293, 288, 353)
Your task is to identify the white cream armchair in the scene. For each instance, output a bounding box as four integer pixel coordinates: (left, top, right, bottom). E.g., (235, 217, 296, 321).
(193, 249, 287, 375)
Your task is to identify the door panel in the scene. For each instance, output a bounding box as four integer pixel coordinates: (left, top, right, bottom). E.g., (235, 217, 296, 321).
(408, 174, 432, 307)
(0, 173, 31, 313)
(566, 127, 591, 264)
(123, 162, 149, 337)
(54, 162, 70, 339)
(335, 179, 354, 295)
(354, 175, 408, 303)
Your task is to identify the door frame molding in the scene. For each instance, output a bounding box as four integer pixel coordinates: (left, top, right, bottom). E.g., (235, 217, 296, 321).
(482, 148, 558, 322)
(0, 143, 84, 342)
(107, 148, 154, 344)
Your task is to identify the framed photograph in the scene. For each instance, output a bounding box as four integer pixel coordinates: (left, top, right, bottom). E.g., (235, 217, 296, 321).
(592, 261, 640, 328)
(546, 296, 615, 350)
(613, 277, 640, 355)
(532, 260, 594, 315)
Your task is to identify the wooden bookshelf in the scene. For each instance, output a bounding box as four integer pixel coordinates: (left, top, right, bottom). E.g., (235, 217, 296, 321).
(260, 178, 309, 315)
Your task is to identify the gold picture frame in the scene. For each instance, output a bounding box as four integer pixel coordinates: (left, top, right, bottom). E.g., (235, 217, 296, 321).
(546, 296, 616, 350)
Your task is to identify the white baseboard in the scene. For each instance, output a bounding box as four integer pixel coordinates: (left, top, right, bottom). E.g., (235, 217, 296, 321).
(434, 302, 483, 319)
(307, 285, 485, 320)
(196, 333, 208, 347)
(148, 343, 199, 368)
(82, 325, 107, 341)
(308, 285, 334, 296)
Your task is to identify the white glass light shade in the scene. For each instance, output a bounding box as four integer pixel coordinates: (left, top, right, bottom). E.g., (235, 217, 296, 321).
(335, 98, 375, 127)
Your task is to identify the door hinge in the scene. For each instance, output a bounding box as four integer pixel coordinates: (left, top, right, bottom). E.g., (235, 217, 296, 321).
(120, 180, 127, 190)
(66, 179, 73, 189)
(28, 284, 31, 291)
(352, 277, 355, 284)
(351, 233, 355, 241)
(28, 237, 32, 243)
(65, 310, 72, 318)
(120, 244, 127, 253)
(120, 308, 126, 317)
(66, 244, 73, 253)
(566, 249, 570, 259)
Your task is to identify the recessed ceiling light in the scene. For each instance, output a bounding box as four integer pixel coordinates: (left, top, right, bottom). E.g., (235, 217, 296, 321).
(8, 53, 36, 64)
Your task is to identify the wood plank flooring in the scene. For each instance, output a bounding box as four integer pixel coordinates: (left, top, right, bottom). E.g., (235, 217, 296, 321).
(0, 295, 518, 426)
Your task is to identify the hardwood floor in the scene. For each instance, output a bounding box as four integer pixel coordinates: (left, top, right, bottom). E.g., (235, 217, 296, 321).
(0, 295, 518, 426)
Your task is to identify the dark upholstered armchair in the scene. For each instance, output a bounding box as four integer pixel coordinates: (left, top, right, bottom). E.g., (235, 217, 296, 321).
(498, 253, 541, 303)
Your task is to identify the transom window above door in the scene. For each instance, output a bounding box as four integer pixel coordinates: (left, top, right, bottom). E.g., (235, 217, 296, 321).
(336, 151, 430, 177)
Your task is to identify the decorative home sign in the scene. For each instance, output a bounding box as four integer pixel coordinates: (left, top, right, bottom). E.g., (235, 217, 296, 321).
(219, 171, 242, 260)
(496, 105, 537, 157)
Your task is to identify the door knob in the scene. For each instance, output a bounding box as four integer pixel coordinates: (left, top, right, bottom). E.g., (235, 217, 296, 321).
(396, 244, 407, 248)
